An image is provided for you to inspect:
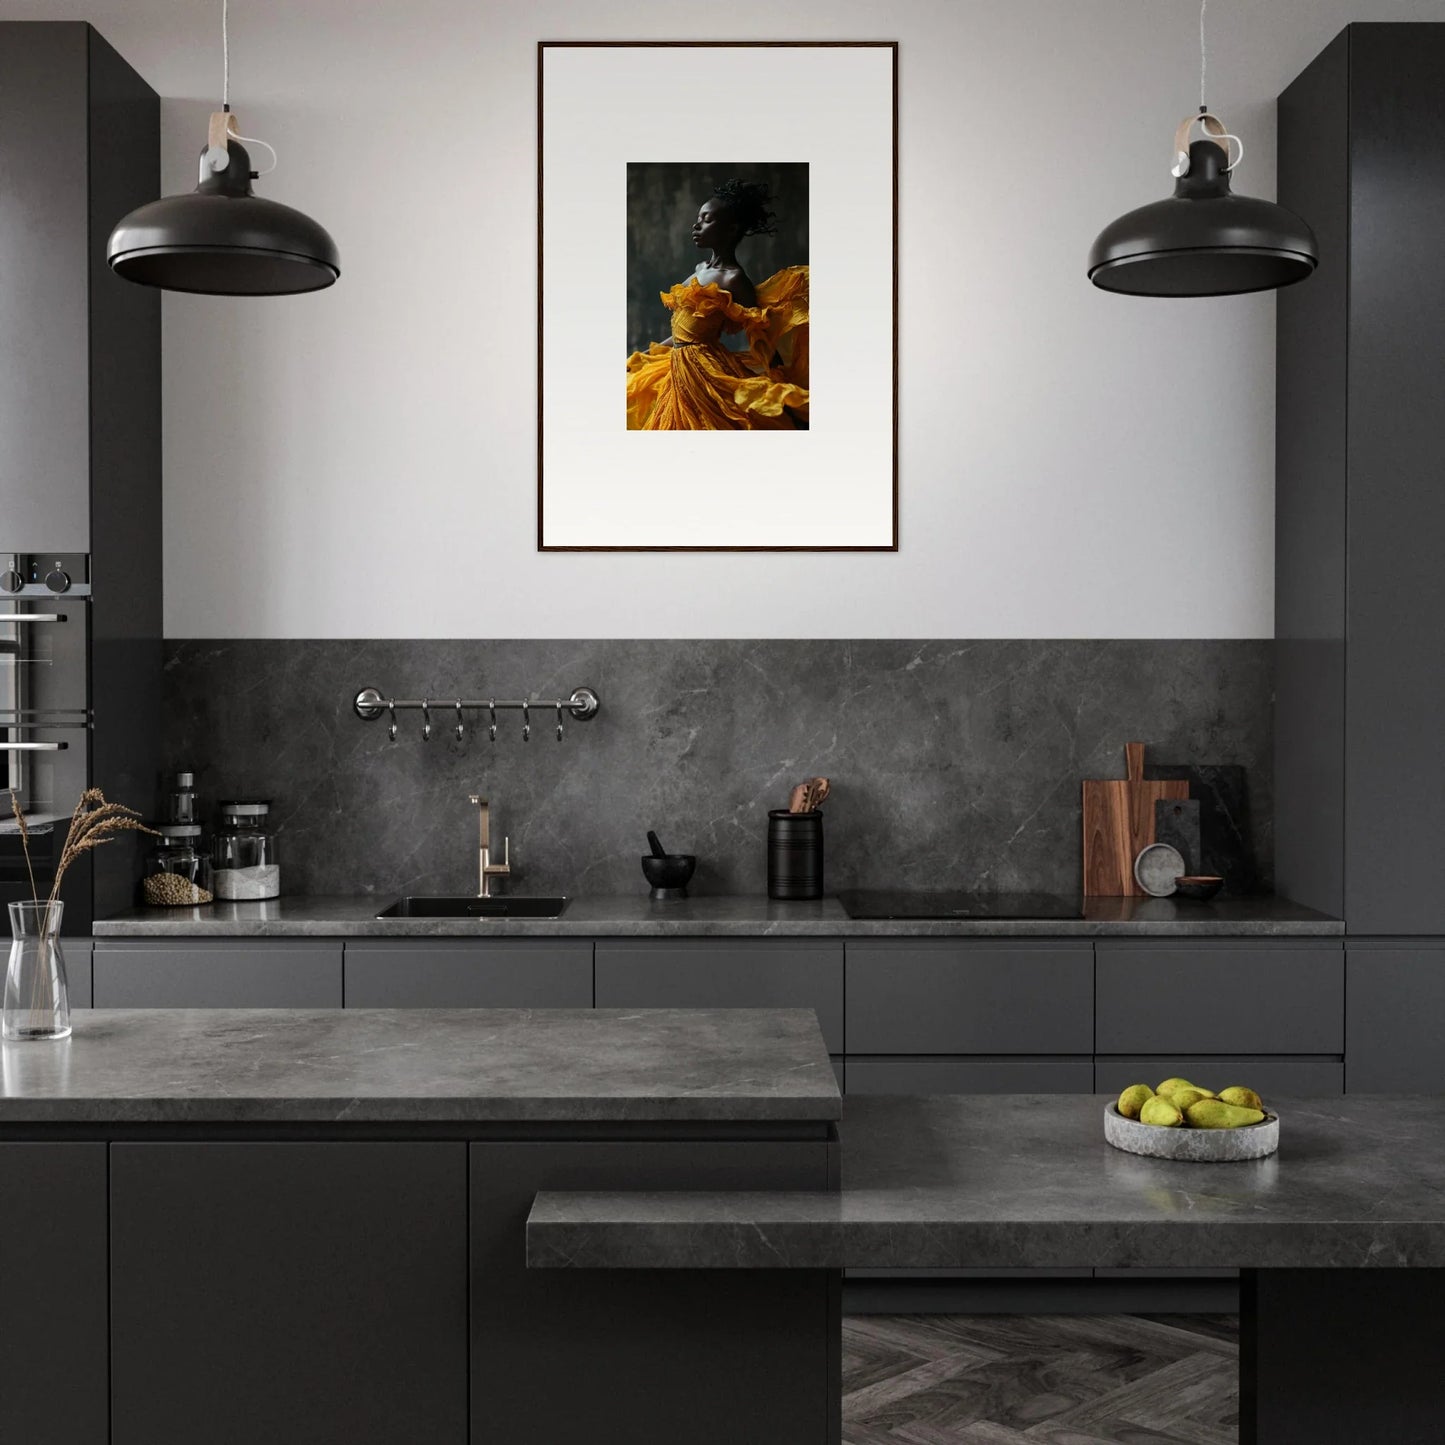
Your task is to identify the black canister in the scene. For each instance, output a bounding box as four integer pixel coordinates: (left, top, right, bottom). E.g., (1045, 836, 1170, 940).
(768, 809, 824, 900)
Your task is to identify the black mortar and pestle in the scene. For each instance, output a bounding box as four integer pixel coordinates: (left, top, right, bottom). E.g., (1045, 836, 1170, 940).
(642, 830, 696, 900)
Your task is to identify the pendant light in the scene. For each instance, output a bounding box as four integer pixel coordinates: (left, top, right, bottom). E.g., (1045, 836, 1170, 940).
(1087, 0, 1315, 297)
(107, 0, 338, 296)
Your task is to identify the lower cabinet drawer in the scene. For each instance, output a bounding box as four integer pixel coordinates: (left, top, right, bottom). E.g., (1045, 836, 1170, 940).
(93, 941, 343, 1008)
(1096, 942, 1344, 1054)
(845, 1058, 1094, 1095)
(64, 940, 92, 1008)
(344, 941, 592, 1008)
(110, 1142, 467, 1445)
(1346, 944, 1445, 1092)
(594, 941, 844, 1053)
(1094, 1056, 1344, 1097)
(846, 942, 1093, 1055)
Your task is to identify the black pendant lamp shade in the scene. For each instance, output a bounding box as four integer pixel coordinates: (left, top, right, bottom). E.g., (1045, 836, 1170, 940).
(1088, 133, 1316, 297)
(108, 130, 338, 296)
(108, 102, 339, 297)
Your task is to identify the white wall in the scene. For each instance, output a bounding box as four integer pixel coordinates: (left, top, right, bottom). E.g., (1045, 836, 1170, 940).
(3, 0, 1440, 638)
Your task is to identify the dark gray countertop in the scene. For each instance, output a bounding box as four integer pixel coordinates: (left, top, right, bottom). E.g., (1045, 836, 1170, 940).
(0, 1008, 840, 1125)
(91, 893, 1343, 938)
(528, 1093, 1445, 1269)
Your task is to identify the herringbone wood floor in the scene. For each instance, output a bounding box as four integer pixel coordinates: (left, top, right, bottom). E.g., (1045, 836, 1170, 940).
(842, 1314, 1239, 1445)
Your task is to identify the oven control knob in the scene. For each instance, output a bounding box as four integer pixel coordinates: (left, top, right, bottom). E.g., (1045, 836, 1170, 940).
(44, 568, 71, 594)
(0, 569, 21, 594)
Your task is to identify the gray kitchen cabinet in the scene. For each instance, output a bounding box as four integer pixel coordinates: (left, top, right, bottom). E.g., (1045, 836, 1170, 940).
(1277, 25, 1445, 934)
(845, 941, 1093, 1055)
(0, 23, 157, 552)
(93, 939, 342, 1007)
(470, 1139, 835, 1445)
(344, 939, 592, 1008)
(1095, 941, 1344, 1055)
(594, 940, 844, 1054)
(0, 1144, 108, 1445)
(63, 938, 92, 1008)
(846, 1057, 1093, 1095)
(110, 1142, 468, 1445)
(1094, 1056, 1344, 1097)
(1346, 943, 1445, 1092)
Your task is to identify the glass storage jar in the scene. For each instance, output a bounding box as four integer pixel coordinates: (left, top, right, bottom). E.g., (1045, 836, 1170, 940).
(212, 800, 281, 901)
(142, 824, 214, 907)
(160, 770, 199, 825)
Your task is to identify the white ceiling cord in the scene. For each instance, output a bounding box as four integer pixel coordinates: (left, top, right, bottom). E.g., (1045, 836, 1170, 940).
(212, 0, 278, 177)
(1199, 0, 1208, 111)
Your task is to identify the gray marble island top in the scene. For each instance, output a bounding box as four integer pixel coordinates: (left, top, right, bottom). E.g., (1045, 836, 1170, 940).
(91, 893, 1343, 938)
(528, 1093, 1445, 1270)
(0, 1007, 840, 1125)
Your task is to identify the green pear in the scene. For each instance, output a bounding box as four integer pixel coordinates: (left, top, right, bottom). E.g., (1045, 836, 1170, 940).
(1117, 1084, 1154, 1119)
(1185, 1099, 1266, 1129)
(1140, 1096, 1185, 1127)
(1218, 1086, 1264, 1112)
(1165, 1086, 1212, 1111)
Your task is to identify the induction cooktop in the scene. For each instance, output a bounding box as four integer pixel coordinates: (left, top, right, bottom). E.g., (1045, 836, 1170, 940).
(836, 890, 1085, 920)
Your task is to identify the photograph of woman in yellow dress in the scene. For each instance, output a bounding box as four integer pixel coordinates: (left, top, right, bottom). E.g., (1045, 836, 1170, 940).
(625, 170, 809, 431)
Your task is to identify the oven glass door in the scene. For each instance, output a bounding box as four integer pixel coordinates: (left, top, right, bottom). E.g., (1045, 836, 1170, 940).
(1, 601, 90, 913)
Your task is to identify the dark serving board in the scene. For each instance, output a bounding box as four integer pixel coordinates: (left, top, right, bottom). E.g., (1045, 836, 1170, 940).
(1144, 764, 1260, 894)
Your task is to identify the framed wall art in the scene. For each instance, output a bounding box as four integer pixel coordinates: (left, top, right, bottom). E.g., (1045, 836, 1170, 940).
(537, 41, 898, 551)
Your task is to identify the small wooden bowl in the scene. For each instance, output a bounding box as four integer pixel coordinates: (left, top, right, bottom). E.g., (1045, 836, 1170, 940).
(1173, 875, 1224, 901)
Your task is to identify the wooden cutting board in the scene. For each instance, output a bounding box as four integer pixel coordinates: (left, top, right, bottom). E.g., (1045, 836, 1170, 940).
(1082, 743, 1189, 896)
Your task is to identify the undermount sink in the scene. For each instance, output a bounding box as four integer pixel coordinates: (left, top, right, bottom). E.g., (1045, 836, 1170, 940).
(376, 896, 569, 920)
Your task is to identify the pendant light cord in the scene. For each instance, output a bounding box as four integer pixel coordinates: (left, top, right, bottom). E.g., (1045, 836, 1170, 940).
(1199, 0, 1207, 110)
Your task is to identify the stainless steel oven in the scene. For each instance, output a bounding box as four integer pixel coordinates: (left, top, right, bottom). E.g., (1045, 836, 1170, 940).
(1, 554, 91, 918)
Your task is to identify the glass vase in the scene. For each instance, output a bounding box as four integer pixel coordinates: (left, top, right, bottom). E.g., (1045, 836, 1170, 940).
(4, 901, 71, 1042)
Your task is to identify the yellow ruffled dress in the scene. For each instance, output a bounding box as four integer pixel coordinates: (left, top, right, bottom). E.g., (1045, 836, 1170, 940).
(625, 265, 809, 430)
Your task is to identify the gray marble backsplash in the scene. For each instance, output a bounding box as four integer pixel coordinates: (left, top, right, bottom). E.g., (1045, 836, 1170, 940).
(161, 641, 1273, 900)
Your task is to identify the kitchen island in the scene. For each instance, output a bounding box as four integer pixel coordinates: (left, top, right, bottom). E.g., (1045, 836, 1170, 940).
(0, 1007, 841, 1445)
(533, 1093, 1445, 1445)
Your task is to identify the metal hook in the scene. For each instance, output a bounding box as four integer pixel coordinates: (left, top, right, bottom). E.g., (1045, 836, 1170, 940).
(454, 699, 465, 741)
(521, 702, 531, 743)
(387, 699, 398, 743)
(421, 698, 432, 742)
(488, 700, 497, 743)
(556, 702, 564, 743)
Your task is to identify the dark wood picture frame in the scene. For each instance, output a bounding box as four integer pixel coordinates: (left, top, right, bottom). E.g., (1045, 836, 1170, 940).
(537, 40, 899, 552)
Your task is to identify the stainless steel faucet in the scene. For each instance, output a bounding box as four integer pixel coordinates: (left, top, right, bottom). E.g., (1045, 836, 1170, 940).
(467, 795, 511, 897)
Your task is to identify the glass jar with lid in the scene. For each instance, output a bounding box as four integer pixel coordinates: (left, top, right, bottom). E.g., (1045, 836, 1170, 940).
(212, 800, 281, 901)
(159, 770, 199, 825)
(142, 824, 214, 907)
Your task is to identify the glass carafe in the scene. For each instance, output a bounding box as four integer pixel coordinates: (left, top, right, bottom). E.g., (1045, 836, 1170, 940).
(4, 901, 72, 1042)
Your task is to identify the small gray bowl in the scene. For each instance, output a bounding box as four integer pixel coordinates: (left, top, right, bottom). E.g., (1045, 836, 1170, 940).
(1104, 1103, 1279, 1162)
(1134, 842, 1186, 897)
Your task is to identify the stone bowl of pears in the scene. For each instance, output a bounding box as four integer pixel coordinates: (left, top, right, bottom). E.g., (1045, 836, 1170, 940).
(1105, 1078, 1279, 1162)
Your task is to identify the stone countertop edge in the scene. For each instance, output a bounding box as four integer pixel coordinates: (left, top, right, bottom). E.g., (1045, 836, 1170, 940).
(91, 894, 1345, 938)
(525, 1093, 1445, 1271)
(0, 1008, 842, 1125)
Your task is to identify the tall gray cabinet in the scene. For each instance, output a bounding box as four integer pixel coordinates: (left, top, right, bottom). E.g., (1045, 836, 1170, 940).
(1276, 24, 1445, 1089)
(0, 23, 162, 926)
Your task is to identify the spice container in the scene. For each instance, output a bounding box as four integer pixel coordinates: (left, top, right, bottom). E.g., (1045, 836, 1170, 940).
(212, 800, 281, 900)
(160, 770, 199, 825)
(142, 824, 214, 907)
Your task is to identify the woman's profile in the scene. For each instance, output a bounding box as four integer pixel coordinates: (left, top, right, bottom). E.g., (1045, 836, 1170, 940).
(626, 178, 809, 430)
